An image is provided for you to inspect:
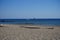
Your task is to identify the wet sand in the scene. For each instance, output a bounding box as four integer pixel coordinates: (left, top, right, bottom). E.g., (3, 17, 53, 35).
(0, 24, 60, 40)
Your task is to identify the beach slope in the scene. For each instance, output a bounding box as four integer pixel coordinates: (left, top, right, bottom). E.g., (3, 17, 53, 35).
(0, 24, 60, 40)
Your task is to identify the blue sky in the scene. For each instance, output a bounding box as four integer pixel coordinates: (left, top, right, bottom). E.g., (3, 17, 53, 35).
(0, 0, 60, 19)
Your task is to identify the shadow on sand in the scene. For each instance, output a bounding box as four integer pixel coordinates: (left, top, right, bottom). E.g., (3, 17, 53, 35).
(20, 26, 54, 29)
(0, 25, 4, 27)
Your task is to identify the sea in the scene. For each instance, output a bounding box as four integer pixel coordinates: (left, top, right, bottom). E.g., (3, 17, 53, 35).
(0, 19, 60, 26)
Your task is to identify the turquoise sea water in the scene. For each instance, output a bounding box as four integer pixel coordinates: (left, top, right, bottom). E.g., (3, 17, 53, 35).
(0, 19, 60, 26)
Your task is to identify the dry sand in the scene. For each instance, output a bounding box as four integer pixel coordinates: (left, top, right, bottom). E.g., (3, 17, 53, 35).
(0, 24, 60, 40)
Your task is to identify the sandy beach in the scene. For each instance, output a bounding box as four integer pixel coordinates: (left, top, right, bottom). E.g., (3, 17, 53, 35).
(0, 24, 60, 40)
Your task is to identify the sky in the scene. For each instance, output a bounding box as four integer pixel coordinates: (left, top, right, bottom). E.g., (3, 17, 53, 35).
(0, 0, 60, 19)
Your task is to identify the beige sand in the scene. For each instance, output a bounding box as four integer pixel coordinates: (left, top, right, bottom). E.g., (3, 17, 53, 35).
(0, 24, 60, 40)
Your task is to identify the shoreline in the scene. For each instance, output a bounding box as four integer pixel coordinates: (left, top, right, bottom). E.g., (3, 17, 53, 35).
(0, 24, 60, 27)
